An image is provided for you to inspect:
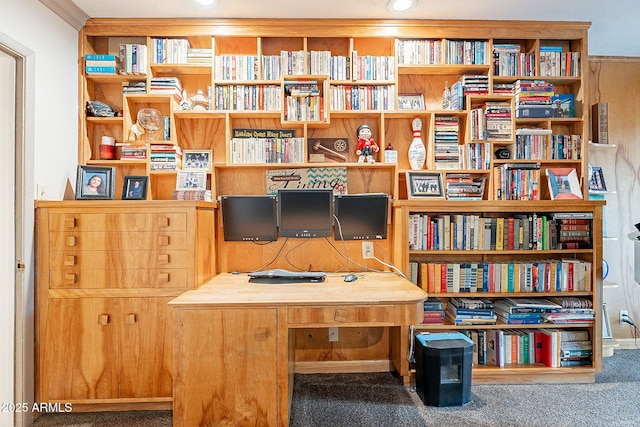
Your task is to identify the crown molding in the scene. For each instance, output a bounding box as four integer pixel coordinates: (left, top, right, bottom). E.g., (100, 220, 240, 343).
(39, 0, 90, 30)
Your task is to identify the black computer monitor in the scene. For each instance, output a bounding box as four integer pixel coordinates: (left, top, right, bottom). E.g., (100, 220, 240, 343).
(221, 195, 278, 241)
(334, 193, 389, 240)
(277, 188, 334, 238)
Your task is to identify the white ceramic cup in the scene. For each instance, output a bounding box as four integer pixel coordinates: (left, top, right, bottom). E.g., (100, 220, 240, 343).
(101, 135, 115, 146)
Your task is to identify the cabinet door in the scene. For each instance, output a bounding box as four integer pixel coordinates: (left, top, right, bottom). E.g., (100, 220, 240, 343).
(39, 298, 119, 400)
(118, 297, 174, 398)
(177, 308, 278, 426)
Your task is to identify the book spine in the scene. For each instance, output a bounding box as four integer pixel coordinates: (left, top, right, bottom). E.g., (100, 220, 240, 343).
(84, 54, 117, 61)
(85, 66, 117, 73)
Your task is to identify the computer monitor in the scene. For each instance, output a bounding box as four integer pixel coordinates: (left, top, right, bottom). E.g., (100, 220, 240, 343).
(221, 195, 278, 241)
(334, 193, 389, 240)
(277, 188, 334, 238)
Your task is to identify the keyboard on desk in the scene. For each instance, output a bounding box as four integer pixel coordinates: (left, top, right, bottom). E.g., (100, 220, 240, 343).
(248, 269, 326, 283)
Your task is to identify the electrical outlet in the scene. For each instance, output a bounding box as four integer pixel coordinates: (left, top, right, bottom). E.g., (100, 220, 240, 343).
(620, 310, 629, 323)
(328, 327, 339, 342)
(362, 241, 374, 259)
(37, 183, 48, 200)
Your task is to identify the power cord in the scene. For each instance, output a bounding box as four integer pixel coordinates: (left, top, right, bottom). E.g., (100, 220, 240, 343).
(621, 313, 640, 349)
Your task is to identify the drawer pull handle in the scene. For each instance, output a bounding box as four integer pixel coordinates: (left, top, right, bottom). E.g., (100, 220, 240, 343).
(64, 217, 76, 228)
(158, 235, 170, 246)
(334, 309, 348, 323)
(254, 328, 268, 341)
(125, 313, 137, 325)
(158, 254, 170, 264)
(63, 255, 76, 266)
(64, 273, 76, 285)
(157, 273, 170, 283)
(159, 217, 170, 227)
(98, 314, 109, 325)
(65, 236, 77, 247)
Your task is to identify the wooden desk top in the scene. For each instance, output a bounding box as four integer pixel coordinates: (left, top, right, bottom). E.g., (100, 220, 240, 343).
(169, 272, 427, 307)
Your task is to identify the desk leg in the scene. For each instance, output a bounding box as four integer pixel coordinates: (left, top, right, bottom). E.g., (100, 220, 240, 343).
(278, 308, 292, 427)
(389, 325, 412, 386)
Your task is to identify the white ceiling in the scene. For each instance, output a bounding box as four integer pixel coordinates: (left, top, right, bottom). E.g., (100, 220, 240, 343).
(67, 0, 594, 21)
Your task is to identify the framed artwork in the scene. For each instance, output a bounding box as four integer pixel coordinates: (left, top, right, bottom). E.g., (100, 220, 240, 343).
(588, 165, 607, 192)
(398, 93, 425, 110)
(183, 149, 212, 172)
(121, 175, 148, 200)
(546, 167, 582, 200)
(75, 165, 115, 200)
(176, 170, 207, 190)
(406, 171, 444, 198)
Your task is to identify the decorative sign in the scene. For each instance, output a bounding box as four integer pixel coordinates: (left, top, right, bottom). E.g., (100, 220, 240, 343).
(266, 167, 348, 195)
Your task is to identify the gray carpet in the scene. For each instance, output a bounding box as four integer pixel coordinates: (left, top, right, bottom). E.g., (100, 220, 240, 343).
(32, 349, 640, 427)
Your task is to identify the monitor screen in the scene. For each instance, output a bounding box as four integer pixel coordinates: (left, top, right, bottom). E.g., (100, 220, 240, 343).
(334, 193, 389, 240)
(278, 188, 334, 238)
(221, 195, 278, 241)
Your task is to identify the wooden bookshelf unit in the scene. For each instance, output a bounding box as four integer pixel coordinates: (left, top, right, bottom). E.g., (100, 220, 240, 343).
(34, 17, 602, 412)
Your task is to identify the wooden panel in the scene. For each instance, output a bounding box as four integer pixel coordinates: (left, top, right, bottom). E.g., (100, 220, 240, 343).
(49, 268, 188, 289)
(49, 249, 188, 270)
(288, 305, 394, 326)
(48, 231, 188, 250)
(175, 308, 278, 426)
(48, 212, 187, 232)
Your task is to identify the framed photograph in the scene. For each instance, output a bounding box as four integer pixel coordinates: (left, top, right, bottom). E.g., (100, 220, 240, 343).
(588, 165, 607, 192)
(183, 149, 213, 172)
(176, 170, 207, 190)
(121, 176, 148, 200)
(398, 93, 425, 111)
(546, 167, 582, 200)
(406, 171, 444, 198)
(75, 165, 115, 200)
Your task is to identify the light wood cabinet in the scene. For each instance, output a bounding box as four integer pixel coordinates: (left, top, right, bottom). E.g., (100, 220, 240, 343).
(35, 201, 216, 410)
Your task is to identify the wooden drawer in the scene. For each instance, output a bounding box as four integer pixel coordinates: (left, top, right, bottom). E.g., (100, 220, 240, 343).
(287, 305, 394, 326)
(48, 212, 187, 232)
(49, 268, 188, 289)
(49, 231, 188, 251)
(50, 249, 188, 270)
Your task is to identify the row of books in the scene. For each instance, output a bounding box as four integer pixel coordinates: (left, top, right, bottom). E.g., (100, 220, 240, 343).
(492, 43, 536, 77)
(351, 53, 395, 81)
(443, 39, 489, 65)
(329, 85, 396, 111)
(493, 163, 541, 201)
(470, 101, 512, 141)
(414, 259, 593, 294)
(396, 39, 443, 65)
(151, 38, 191, 64)
(461, 328, 591, 367)
(227, 137, 305, 164)
(408, 211, 591, 252)
(214, 55, 260, 81)
(214, 84, 281, 111)
(539, 46, 581, 77)
(445, 75, 490, 110)
(284, 96, 324, 122)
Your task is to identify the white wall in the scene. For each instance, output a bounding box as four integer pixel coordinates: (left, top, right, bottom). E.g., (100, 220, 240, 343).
(0, 0, 78, 424)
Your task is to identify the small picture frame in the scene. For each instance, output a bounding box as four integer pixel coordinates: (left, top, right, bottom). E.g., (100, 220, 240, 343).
(121, 176, 148, 200)
(546, 167, 583, 200)
(183, 149, 212, 172)
(176, 170, 207, 190)
(75, 165, 115, 200)
(406, 171, 444, 198)
(588, 165, 607, 192)
(398, 93, 425, 110)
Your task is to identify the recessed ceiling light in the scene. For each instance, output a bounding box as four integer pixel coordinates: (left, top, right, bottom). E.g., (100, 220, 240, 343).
(195, 0, 219, 6)
(388, 0, 417, 12)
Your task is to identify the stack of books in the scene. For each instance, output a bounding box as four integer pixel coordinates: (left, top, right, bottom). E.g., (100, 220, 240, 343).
(544, 297, 595, 324)
(445, 174, 486, 200)
(84, 54, 117, 75)
(150, 77, 183, 102)
(514, 80, 554, 118)
(422, 298, 445, 324)
(494, 297, 552, 325)
(187, 48, 213, 64)
(172, 189, 212, 201)
(433, 116, 461, 170)
(552, 212, 592, 249)
(445, 297, 496, 325)
(121, 81, 147, 94)
(149, 144, 182, 171)
(118, 143, 147, 160)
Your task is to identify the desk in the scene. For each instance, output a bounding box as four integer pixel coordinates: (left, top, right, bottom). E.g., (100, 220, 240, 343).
(170, 272, 427, 426)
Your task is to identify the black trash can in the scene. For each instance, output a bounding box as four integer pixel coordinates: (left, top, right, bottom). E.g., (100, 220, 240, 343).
(414, 332, 473, 406)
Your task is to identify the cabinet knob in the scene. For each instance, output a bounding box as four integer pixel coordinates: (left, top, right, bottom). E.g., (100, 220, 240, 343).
(334, 309, 348, 323)
(159, 217, 170, 228)
(65, 236, 77, 247)
(64, 217, 76, 228)
(98, 314, 109, 325)
(158, 235, 170, 246)
(157, 273, 170, 284)
(63, 255, 76, 266)
(125, 313, 137, 325)
(254, 328, 268, 341)
(64, 273, 76, 285)
(157, 254, 170, 264)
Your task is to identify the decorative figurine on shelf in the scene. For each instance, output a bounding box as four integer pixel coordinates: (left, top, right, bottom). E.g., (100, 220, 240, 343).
(179, 89, 192, 110)
(356, 124, 379, 164)
(190, 89, 208, 111)
(407, 118, 426, 170)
